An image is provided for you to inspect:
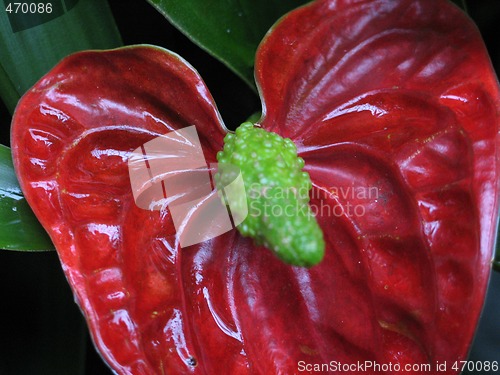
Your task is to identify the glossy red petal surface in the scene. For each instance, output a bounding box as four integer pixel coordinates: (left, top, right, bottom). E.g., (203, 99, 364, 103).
(255, 0, 500, 372)
(11, 46, 234, 374)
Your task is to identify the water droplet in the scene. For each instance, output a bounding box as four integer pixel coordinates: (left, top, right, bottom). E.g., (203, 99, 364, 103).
(186, 357, 197, 367)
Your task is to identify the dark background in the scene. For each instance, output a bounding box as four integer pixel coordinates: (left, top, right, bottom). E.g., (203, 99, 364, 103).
(0, 1, 499, 374)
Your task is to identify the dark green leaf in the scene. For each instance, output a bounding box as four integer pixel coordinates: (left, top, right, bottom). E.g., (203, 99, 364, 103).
(147, 0, 310, 90)
(0, 0, 122, 114)
(0, 144, 54, 250)
(449, 0, 468, 13)
(0, 63, 19, 114)
(494, 241, 500, 272)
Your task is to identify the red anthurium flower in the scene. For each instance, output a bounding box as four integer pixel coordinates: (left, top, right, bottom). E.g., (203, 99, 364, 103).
(11, 0, 500, 374)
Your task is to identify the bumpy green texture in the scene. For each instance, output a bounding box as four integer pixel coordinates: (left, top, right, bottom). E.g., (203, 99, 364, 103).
(216, 122, 325, 267)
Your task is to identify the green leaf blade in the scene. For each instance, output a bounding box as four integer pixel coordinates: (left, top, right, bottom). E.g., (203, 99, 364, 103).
(495, 241, 500, 272)
(147, 0, 310, 90)
(449, 0, 468, 13)
(0, 144, 53, 251)
(0, 0, 122, 114)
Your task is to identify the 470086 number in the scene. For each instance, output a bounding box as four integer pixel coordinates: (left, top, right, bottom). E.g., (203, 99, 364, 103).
(452, 361, 499, 372)
(5, 3, 53, 14)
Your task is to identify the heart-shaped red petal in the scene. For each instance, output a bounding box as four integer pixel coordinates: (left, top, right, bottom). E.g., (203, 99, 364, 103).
(11, 46, 235, 373)
(255, 0, 500, 371)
